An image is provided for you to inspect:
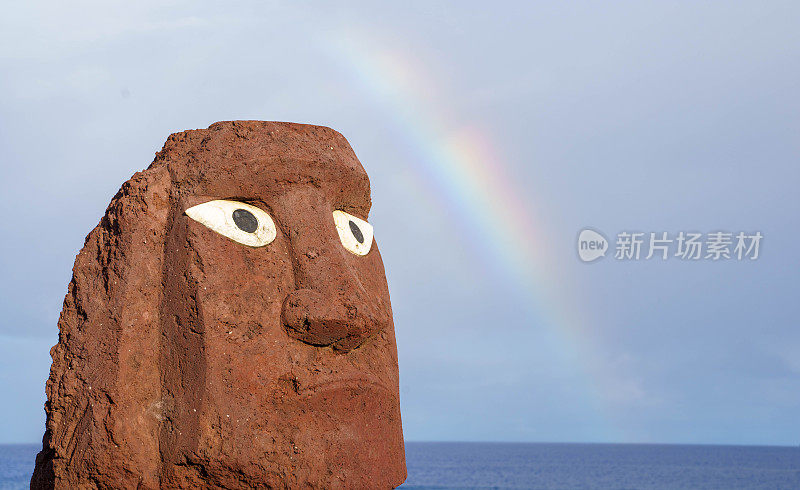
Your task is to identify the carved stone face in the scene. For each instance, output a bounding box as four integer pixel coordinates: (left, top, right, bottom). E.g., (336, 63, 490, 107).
(32, 122, 406, 489)
(158, 123, 406, 487)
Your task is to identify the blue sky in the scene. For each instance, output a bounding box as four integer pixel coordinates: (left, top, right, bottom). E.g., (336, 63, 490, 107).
(1, 1, 798, 445)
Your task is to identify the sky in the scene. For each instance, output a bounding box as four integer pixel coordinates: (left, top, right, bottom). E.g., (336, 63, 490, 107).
(1, 1, 798, 445)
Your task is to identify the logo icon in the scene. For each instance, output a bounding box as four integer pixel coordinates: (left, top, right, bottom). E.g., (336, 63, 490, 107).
(578, 229, 608, 262)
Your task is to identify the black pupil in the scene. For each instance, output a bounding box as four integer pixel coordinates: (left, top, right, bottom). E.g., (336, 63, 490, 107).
(349, 220, 364, 244)
(232, 209, 258, 233)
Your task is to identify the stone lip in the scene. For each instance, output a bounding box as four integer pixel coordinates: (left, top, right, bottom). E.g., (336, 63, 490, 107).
(300, 376, 395, 396)
(31, 121, 407, 489)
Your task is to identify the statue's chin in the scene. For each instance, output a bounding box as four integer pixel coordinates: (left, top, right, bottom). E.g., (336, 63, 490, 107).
(174, 382, 405, 488)
(280, 382, 406, 487)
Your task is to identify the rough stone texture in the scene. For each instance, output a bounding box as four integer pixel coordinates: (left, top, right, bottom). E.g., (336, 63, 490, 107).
(31, 121, 407, 489)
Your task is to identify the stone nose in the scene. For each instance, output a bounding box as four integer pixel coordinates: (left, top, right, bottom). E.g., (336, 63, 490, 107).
(281, 288, 377, 352)
(274, 188, 382, 353)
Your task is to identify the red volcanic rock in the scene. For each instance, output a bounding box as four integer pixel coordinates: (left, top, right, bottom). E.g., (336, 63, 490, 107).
(31, 121, 407, 489)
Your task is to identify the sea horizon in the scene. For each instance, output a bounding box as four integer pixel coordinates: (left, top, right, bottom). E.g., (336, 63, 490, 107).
(6, 440, 799, 447)
(4, 441, 799, 489)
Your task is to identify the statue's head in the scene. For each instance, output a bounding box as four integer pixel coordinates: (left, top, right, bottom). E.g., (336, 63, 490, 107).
(33, 121, 406, 489)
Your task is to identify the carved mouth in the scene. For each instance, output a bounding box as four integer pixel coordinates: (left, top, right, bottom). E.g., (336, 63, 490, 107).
(300, 377, 394, 397)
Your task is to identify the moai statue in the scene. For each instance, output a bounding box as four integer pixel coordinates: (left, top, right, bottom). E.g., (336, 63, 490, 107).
(31, 121, 406, 489)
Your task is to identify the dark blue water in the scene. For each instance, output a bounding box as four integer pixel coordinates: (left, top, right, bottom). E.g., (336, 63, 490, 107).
(401, 442, 800, 489)
(2, 442, 799, 489)
(0, 445, 37, 490)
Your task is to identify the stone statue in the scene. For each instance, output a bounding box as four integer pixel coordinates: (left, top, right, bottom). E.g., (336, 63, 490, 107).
(31, 121, 407, 488)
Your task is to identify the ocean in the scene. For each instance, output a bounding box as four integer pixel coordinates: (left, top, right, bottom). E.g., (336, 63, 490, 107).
(2, 442, 798, 489)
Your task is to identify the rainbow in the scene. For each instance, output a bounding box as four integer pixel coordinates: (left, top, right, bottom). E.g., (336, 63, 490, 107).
(328, 31, 630, 441)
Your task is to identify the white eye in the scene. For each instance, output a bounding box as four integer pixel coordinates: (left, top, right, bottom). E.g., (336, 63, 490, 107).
(185, 200, 277, 247)
(333, 210, 373, 256)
